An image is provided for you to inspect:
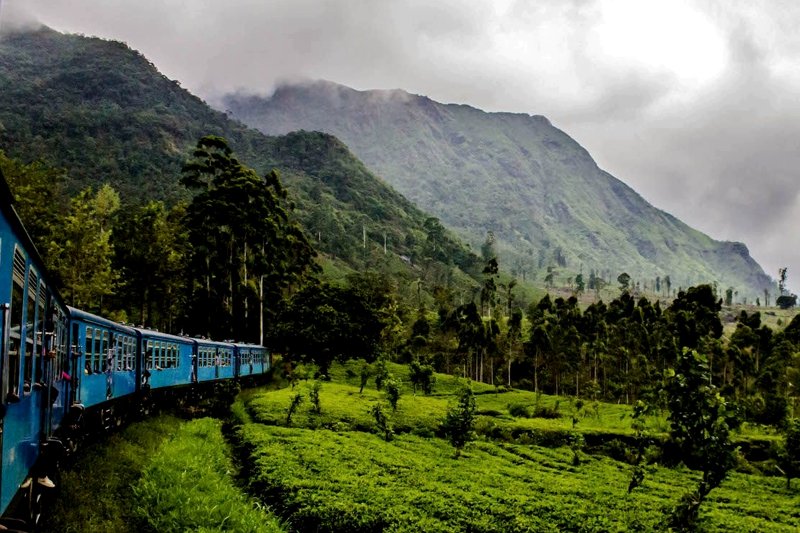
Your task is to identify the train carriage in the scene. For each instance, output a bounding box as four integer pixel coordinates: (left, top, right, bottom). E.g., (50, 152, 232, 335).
(194, 339, 235, 383)
(0, 173, 70, 517)
(67, 307, 138, 409)
(234, 343, 270, 378)
(135, 328, 194, 390)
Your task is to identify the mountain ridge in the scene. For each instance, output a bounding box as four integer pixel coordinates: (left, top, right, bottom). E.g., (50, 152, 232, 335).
(0, 28, 481, 298)
(222, 80, 773, 299)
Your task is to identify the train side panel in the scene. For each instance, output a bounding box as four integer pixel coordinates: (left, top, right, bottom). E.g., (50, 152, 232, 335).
(137, 329, 194, 390)
(68, 308, 139, 409)
(0, 184, 70, 515)
(195, 340, 235, 383)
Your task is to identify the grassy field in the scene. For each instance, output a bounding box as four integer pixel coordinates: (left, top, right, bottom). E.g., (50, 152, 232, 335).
(43, 415, 283, 533)
(236, 424, 799, 532)
(232, 362, 800, 532)
(43, 362, 796, 532)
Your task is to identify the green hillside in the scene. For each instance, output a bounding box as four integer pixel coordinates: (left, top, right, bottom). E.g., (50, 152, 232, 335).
(0, 28, 480, 297)
(222, 81, 774, 301)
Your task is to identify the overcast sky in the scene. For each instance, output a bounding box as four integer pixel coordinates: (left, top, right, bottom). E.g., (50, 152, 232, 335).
(3, 0, 800, 292)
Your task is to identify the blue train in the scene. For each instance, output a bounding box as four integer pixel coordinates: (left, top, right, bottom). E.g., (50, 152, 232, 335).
(0, 168, 271, 528)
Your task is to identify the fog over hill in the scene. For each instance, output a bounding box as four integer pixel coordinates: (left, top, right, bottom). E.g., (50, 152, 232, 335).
(223, 81, 774, 299)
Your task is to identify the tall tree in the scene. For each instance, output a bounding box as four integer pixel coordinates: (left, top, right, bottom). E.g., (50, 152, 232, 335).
(0, 152, 68, 280)
(666, 349, 738, 529)
(113, 201, 189, 330)
(181, 135, 317, 342)
(49, 185, 119, 312)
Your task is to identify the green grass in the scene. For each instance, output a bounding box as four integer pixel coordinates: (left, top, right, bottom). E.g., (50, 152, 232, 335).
(249, 361, 775, 450)
(232, 362, 797, 531)
(43, 416, 180, 532)
(237, 424, 800, 532)
(133, 417, 284, 532)
(43, 415, 284, 532)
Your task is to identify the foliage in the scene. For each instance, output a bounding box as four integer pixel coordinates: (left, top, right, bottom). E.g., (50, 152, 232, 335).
(385, 377, 402, 411)
(181, 135, 317, 342)
(48, 184, 119, 312)
(286, 392, 304, 426)
(112, 200, 188, 330)
(0, 152, 68, 277)
(308, 381, 322, 415)
(442, 384, 476, 455)
(370, 402, 394, 442)
(237, 422, 799, 532)
(666, 349, 739, 529)
(408, 360, 436, 395)
(778, 418, 800, 489)
(374, 358, 390, 391)
(273, 282, 384, 372)
(133, 418, 284, 532)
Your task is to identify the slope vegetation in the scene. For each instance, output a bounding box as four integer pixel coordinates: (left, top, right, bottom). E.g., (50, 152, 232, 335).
(223, 81, 773, 299)
(0, 28, 479, 289)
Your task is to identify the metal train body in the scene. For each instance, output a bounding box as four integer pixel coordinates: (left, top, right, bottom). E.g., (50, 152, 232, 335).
(0, 169, 270, 521)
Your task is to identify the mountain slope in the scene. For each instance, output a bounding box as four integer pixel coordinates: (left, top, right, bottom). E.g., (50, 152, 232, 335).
(0, 28, 480, 293)
(222, 81, 773, 299)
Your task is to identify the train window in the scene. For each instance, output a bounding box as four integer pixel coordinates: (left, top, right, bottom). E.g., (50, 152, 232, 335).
(100, 330, 108, 372)
(23, 268, 37, 393)
(114, 335, 123, 371)
(35, 284, 46, 384)
(127, 338, 132, 370)
(84, 327, 92, 374)
(93, 330, 101, 373)
(6, 248, 26, 399)
(154, 341, 162, 369)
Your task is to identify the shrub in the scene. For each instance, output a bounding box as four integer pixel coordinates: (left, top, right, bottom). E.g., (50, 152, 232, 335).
(309, 381, 322, 415)
(286, 392, 304, 426)
(385, 377, 401, 411)
(508, 403, 531, 418)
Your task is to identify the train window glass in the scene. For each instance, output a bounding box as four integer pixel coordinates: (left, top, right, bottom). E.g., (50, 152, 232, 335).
(172, 344, 179, 368)
(93, 330, 101, 373)
(85, 327, 93, 374)
(101, 330, 109, 372)
(23, 268, 37, 392)
(35, 284, 46, 384)
(114, 335, 123, 371)
(7, 248, 26, 398)
(126, 337, 131, 370)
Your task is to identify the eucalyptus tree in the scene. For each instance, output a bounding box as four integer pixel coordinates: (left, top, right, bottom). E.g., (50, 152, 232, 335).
(113, 201, 188, 330)
(181, 135, 316, 342)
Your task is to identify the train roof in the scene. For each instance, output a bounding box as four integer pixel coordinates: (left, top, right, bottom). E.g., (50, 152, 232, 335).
(67, 306, 138, 335)
(233, 342, 267, 349)
(134, 327, 195, 344)
(194, 338, 237, 348)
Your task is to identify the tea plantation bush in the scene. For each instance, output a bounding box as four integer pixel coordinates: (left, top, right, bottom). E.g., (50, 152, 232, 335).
(236, 423, 800, 532)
